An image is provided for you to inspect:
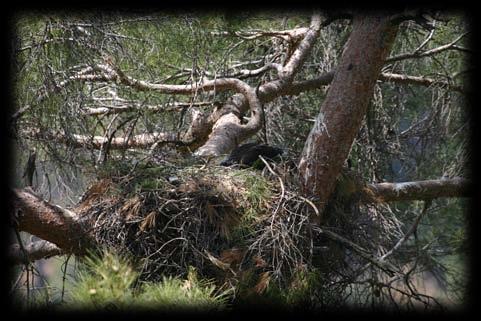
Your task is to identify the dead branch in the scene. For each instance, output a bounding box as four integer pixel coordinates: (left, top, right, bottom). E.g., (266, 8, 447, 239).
(210, 27, 309, 42)
(279, 13, 322, 82)
(82, 100, 214, 116)
(11, 66, 116, 122)
(379, 200, 432, 262)
(313, 226, 397, 276)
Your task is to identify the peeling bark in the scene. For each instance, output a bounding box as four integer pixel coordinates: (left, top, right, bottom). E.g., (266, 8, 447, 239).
(299, 14, 399, 216)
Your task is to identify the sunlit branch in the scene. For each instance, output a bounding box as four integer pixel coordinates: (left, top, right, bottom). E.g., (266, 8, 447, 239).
(361, 177, 471, 203)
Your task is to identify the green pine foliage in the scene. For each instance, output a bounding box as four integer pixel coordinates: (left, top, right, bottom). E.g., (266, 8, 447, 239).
(64, 250, 231, 311)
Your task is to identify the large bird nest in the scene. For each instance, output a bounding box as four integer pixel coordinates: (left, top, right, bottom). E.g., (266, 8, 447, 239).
(74, 159, 402, 298)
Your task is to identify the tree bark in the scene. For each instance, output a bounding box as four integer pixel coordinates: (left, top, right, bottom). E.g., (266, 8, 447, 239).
(299, 14, 398, 217)
(194, 14, 322, 157)
(10, 188, 93, 255)
(362, 177, 472, 203)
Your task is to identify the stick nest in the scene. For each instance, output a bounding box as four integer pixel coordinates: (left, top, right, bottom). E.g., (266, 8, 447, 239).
(74, 159, 402, 295)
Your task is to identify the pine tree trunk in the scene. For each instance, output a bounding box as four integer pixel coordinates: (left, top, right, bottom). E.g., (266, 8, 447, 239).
(299, 14, 398, 219)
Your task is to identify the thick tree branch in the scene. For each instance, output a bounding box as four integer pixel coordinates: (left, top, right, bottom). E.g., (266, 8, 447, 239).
(288, 70, 464, 96)
(10, 188, 94, 255)
(21, 127, 185, 150)
(98, 63, 264, 157)
(12, 13, 466, 161)
(195, 64, 463, 154)
(279, 14, 322, 82)
(361, 177, 471, 203)
(195, 13, 323, 157)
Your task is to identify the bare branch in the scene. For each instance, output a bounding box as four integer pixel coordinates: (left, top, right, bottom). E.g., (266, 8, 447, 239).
(11, 66, 116, 122)
(379, 200, 432, 262)
(9, 240, 63, 265)
(313, 226, 397, 276)
(361, 177, 471, 203)
(379, 72, 464, 93)
(82, 100, 214, 116)
(279, 13, 322, 82)
(287, 70, 464, 95)
(210, 27, 309, 42)
(21, 127, 185, 150)
(386, 32, 469, 63)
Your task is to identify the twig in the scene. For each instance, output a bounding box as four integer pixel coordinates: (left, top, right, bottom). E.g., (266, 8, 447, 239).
(258, 156, 285, 237)
(379, 199, 432, 262)
(313, 226, 397, 276)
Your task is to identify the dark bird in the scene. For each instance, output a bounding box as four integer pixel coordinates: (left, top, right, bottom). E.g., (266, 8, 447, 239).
(220, 142, 283, 168)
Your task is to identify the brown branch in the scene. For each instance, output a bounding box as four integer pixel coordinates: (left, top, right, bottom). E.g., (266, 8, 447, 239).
(10, 188, 94, 255)
(361, 177, 471, 203)
(102, 63, 263, 156)
(9, 240, 63, 265)
(206, 66, 462, 141)
(104, 76, 262, 156)
(286, 70, 464, 96)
